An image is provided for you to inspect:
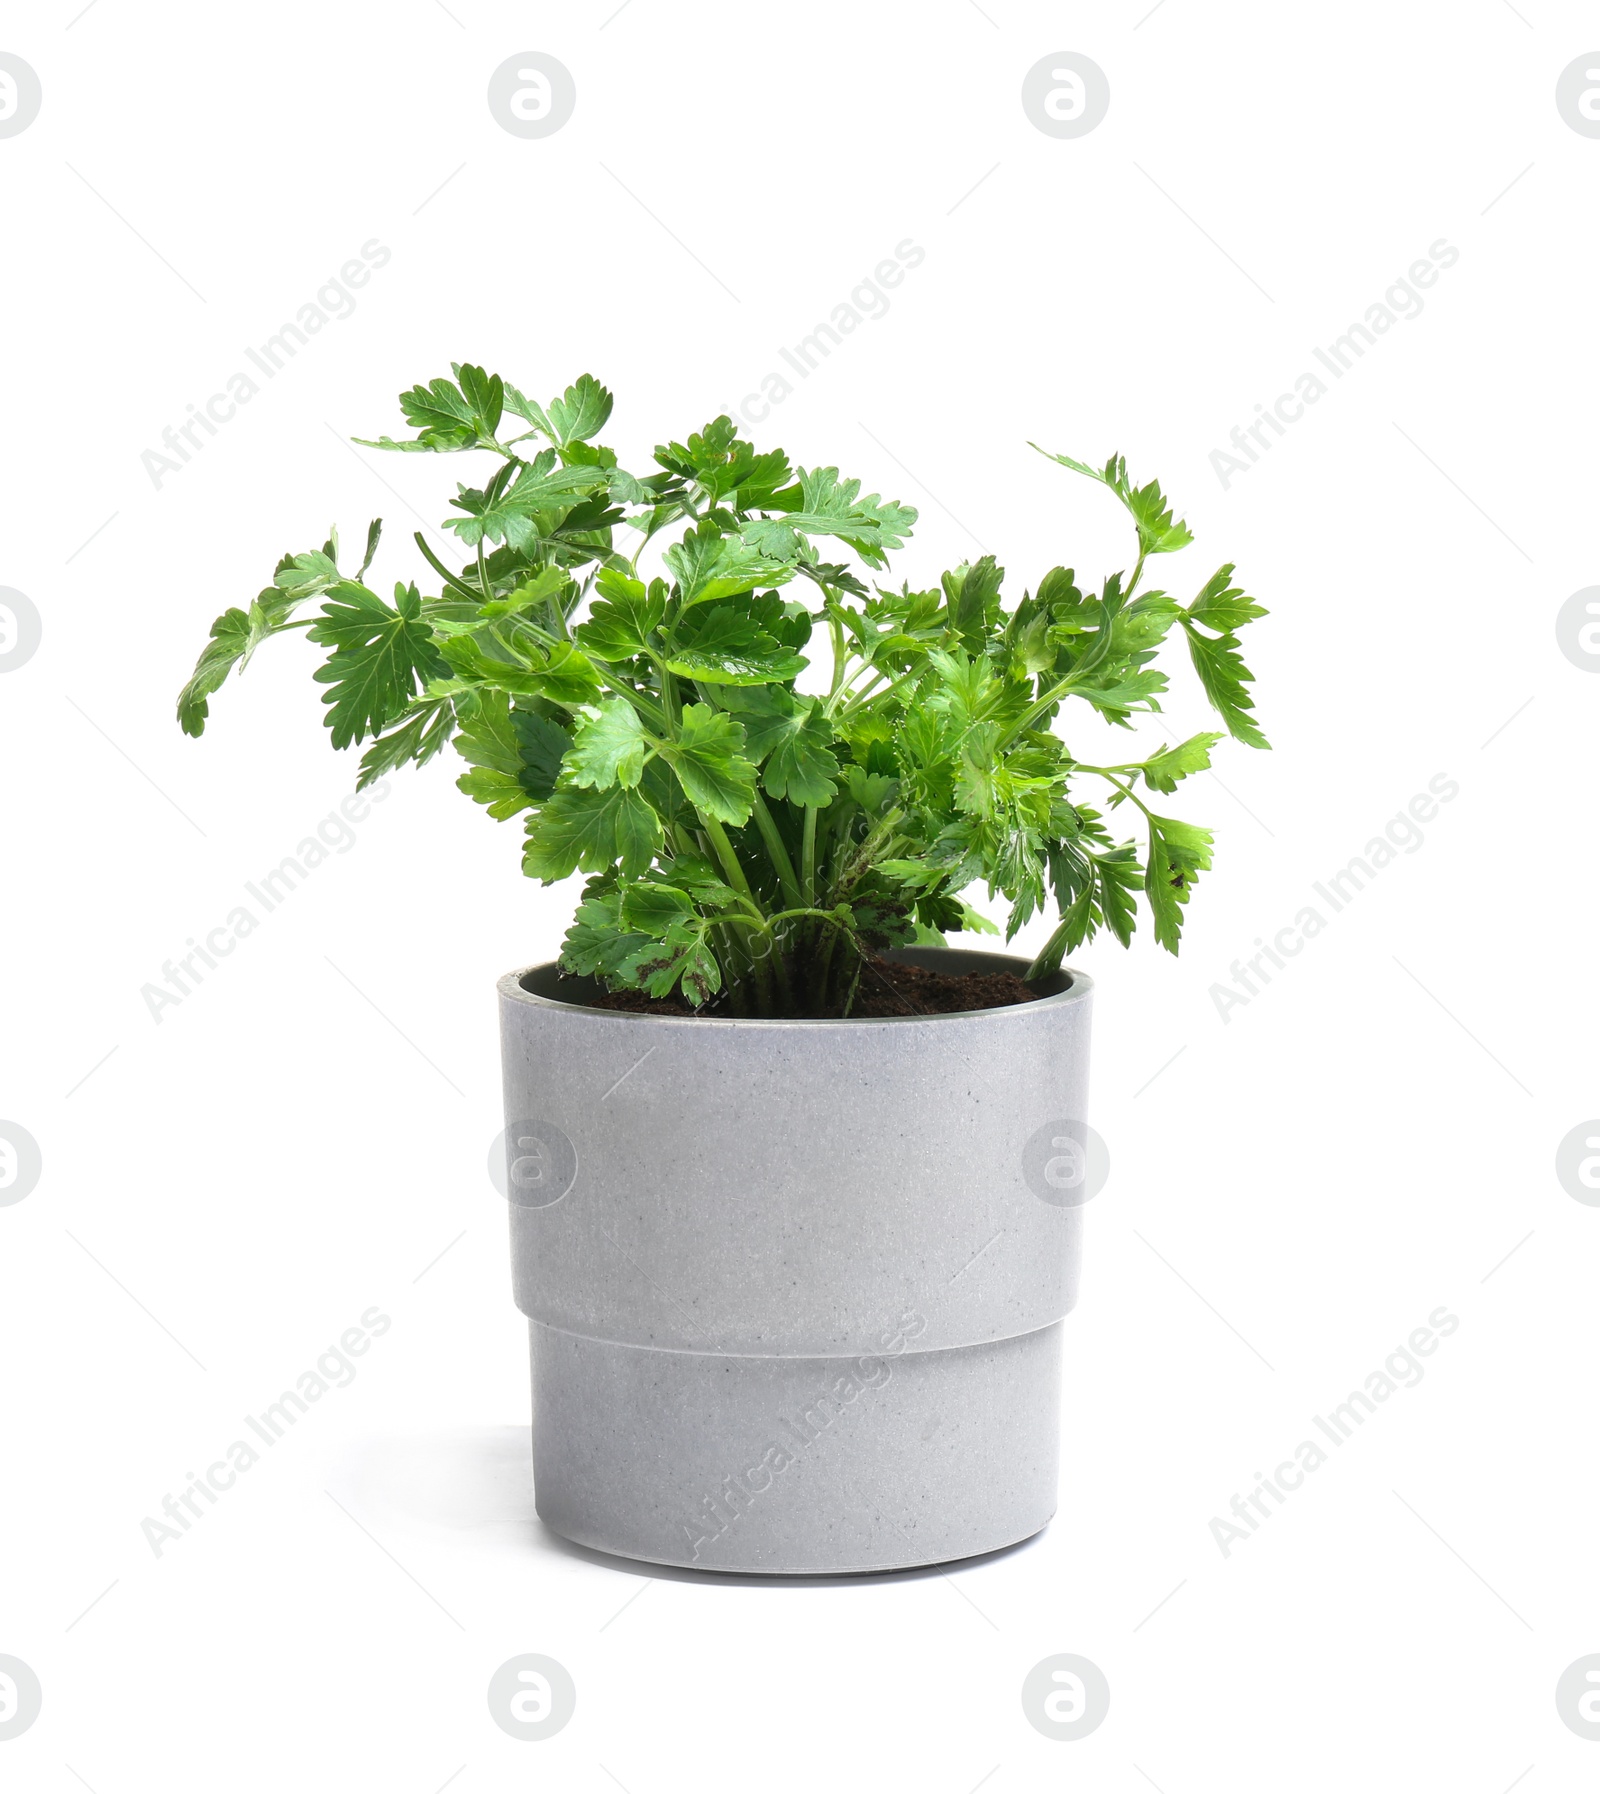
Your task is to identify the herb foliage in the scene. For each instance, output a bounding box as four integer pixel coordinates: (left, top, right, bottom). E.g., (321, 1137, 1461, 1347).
(179, 369, 1267, 1016)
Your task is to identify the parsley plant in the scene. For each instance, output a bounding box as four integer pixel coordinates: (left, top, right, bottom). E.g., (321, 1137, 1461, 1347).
(178, 369, 1268, 1017)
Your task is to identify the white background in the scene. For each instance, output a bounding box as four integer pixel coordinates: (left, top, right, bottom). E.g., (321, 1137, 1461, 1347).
(2, 1, 1597, 1788)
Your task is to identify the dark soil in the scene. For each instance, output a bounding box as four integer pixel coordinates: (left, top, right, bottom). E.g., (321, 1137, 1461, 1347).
(588, 985, 701, 1018)
(586, 957, 1041, 1020)
(851, 957, 1041, 1017)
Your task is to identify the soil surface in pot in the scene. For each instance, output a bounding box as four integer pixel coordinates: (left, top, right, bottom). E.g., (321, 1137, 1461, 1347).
(588, 956, 1042, 1019)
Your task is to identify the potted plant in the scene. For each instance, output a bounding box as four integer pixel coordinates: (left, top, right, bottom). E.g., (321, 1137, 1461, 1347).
(178, 368, 1267, 1572)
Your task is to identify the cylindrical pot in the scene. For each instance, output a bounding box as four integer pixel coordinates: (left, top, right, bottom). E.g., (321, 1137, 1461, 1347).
(496, 946, 1094, 1574)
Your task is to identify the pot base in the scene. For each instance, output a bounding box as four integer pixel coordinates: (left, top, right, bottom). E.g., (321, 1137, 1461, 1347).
(529, 1318, 1063, 1574)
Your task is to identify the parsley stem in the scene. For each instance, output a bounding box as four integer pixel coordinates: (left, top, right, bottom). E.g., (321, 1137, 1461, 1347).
(413, 532, 482, 603)
(645, 656, 681, 738)
(1095, 770, 1154, 818)
(750, 793, 803, 908)
(593, 678, 665, 730)
(503, 615, 666, 726)
(831, 664, 911, 717)
(830, 807, 904, 899)
(698, 816, 780, 1007)
(827, 613, 847, 700)
(699, 814, 759, 908)
(763, 906, 853, 931)
(998, 668, 1086, 749)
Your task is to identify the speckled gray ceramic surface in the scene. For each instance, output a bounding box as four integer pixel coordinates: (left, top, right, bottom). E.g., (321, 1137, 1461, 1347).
(498, 947, 1093, 1573)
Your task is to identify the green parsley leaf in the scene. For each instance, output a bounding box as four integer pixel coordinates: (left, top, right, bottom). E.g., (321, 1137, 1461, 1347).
(943, 556, 1005, 653)
(476, 565, 570, 620)
(560, 889, 652, 979)
(664, 604, 809, 686)
(1031, 445, 1193, 557)
(1139, 732, 1224, 794)
(736, 694, 840, 806)
(273, 549, 341, 598)
(664, 521, 795, 607)
(453, 690, 571, 817)
(1144, 813, 1214, 954)
(742, 466, 917, 568)
(524, 781, 662, 882)
(660, 703, 758, 824)
(503, 373, 614, 447)
(618, 920, 723, 1005)
(575, 572, 667, 661)
(438, 635, 603, 707)
(1189, 563, 1267, 633)
(619, 881, 697, 937)
(567, 698, 650, 790)
(176, 587, 301, 736)
(1182, 620, 1269, 749)
(356, 696, 457, 788)
(1094, 844, 1143, 946)
(456, 767, 539, 820)
(308, 581, 445, 749)
(354, 371, 491, 452)
(445, 455, 608, 552)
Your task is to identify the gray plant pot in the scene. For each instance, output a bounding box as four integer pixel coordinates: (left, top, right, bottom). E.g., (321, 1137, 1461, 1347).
(497, 946, 1094, 1575)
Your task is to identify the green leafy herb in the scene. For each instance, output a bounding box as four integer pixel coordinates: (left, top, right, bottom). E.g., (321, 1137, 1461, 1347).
(308, 581, 444, 749)
(180, 372, 1268, 1012)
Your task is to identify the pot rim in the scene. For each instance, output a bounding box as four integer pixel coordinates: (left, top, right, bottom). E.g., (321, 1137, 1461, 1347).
(498, 944, 1092, 1027)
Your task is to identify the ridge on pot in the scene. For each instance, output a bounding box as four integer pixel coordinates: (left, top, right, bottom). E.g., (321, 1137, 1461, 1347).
(498, 946, 1095, 1574)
